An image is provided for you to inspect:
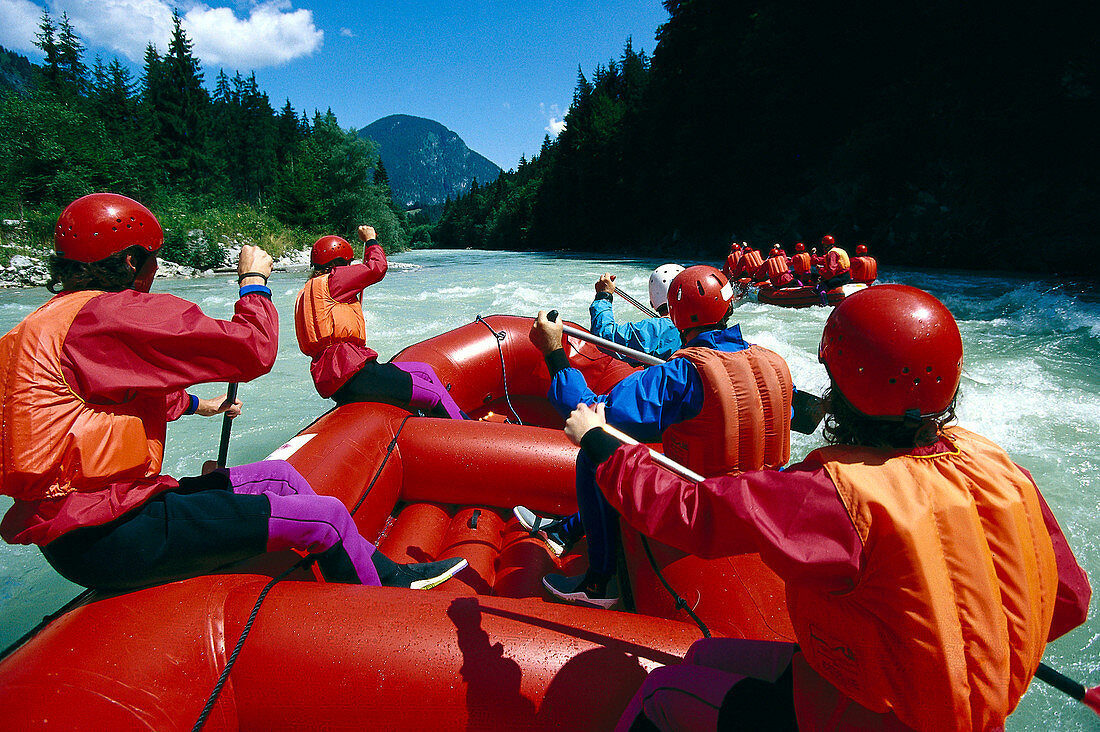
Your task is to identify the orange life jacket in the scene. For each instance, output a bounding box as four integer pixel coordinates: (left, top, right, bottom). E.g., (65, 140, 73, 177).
(294, 273, 367, 357)
(791, 252, 812, 274)
(0, 291, 166, 502)
(766, 256, 791, 283)
(790, 427, 1058, 731)
(738, 250, 764, 277)
(722, 251, 743, 279)
(662, 345, 791, 477)
(850, 256, 877, 282)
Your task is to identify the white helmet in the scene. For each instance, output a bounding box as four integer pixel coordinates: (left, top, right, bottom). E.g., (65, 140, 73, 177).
(649, 264, 685, 312)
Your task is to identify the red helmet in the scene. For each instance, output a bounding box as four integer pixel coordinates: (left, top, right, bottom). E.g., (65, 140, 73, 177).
(54, 193, 162, 263)
(311, 235, 354, 267)
(819, 285, 962, 419)
(856, 244, 868, 255)
(667, 265, 735, 330)
(821, 235, 835, 246)
(795, 242, 805, 252)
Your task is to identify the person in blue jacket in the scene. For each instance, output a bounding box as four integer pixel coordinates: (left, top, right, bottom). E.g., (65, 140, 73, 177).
(517, 266, 775, 607)
(588, 264, 684, 365)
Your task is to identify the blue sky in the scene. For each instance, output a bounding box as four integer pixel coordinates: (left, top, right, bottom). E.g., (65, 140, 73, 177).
(0, 0, 670, 169)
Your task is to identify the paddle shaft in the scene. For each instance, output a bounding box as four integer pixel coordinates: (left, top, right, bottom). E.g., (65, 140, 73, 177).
(547, 310, 664, 366)
(600, 424, 1099, 718)
(613, 287, 659, 319)
(216, 383, 239, 468)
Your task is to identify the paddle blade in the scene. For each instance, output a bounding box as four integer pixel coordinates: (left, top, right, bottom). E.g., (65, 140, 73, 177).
(1084, 685, 1100, 715)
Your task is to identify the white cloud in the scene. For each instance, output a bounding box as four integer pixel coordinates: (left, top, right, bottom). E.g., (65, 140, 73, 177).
(19, 0, 322, 69)
(541, 103, 566, 136)
(339, 27, 354, 38)
(0, 0, 48, 55)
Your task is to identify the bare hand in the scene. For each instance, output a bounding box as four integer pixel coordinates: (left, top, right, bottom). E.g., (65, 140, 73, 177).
(529, 310, 564, 355)
(238, 244, 273, 285)
(565, 402, 607, 446)
(357, 225, 377, 243)
(594, 273, 616, 295)
(195, 394, 242, 418)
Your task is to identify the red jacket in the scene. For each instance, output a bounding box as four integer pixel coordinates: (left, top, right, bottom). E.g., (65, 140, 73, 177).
(0, 287, 278, 545)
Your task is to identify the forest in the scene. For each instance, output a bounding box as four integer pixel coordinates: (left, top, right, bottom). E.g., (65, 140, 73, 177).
(0, 11, 413, 268)
(434, 0, 1100, 274)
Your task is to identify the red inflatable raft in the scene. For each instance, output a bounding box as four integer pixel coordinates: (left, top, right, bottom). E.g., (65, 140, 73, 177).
(0, 315, 794, 731)
(757, 281, 869, 308)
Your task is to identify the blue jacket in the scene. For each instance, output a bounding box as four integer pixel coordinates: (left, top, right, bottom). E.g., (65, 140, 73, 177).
(548, 325, 751, 444)
(589, 294, 682, 364)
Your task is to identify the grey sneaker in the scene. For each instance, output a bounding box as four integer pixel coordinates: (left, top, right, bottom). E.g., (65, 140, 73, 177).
(542, 571, 619, 610)
(513, 505, 569, 556)
(386, 557, 469, 590)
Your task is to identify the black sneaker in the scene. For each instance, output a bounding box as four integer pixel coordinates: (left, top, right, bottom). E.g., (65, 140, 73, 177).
(384, 557, 468, 590)
(513, 505, 572, 557)
(542, 571, 619, 609)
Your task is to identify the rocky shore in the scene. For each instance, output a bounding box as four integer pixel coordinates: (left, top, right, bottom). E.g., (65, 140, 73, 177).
(0, 245, 313, 289)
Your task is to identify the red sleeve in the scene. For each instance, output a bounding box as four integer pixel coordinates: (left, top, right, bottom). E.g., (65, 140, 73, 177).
(166, 390, 192, 421)
(1016, 467, 1092, 640)
(62, 290, 278, 404)
(328, 243, 387, 301)
(595, 444, 864, 593)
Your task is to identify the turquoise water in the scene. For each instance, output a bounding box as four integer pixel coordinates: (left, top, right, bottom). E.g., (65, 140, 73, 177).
(0, 250, 1096, 729)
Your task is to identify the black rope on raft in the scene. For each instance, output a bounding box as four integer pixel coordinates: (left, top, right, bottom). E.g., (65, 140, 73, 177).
(192, 556, 314, 732)
(475, 315, 523, 425)
(640, 534, 711, 638)
(352, 414, 412, 516)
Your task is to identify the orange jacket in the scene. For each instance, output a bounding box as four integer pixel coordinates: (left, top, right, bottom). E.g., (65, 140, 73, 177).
(737, 249, 764, 278)
(662, 345, 791, 477)
(792, 427, 1059, 731)
(0, 291, 166, 502)
(722, 251, 743, 280)
(766, 256, 794, 287)
(790, 252, 812, 274)
(850, 256, 878, 283)
(294, 273, 367, 357)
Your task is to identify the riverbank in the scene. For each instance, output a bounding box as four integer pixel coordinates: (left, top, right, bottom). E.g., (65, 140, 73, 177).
(0, 244, 313, 288)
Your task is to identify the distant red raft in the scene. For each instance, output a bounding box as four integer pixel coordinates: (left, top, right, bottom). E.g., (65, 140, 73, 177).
(757, 281, 870, 308)
(0, 315, 795, 731)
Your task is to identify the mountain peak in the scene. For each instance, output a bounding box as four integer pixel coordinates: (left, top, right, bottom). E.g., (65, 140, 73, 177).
(359, 115, 502, 209)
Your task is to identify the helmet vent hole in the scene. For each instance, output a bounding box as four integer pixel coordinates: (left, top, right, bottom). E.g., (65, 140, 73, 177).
(696, 282, 705, 296)
(936, 376, 942, 382)
(888, 378, 897, 384)
(913, 378, 920, 385)
(901, 367, 910, 374)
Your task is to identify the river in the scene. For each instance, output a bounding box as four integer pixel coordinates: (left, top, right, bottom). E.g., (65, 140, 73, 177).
(0, 249, 1096, 729)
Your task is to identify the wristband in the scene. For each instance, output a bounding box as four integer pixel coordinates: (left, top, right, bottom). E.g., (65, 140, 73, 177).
(238, 271, 269, 284)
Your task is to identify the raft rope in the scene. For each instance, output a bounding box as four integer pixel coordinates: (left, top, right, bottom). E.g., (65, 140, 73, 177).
(475, 315, 523, 425)
(192, 557, 313, 732)
(352, 414, 412, 516)
(639, 534, 711, 639)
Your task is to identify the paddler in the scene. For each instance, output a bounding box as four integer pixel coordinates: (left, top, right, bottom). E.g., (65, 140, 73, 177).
(295, 225, 465, 419)
(588, 264, 684, 364)
(0, 194, 467, 591)
(814, 234, 852, 305)
(789, 242, 813, 286)
(516, 266, 794, 608)
(564, 285, 1091, 731)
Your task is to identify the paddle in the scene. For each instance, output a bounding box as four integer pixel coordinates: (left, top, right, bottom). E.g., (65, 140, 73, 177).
(613, 286, 659, 319)
(216, 383, 239, 468)
(547, 310, 664, 366)
(545, 310, 823, 433)
(597, 424, 1100, 719)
